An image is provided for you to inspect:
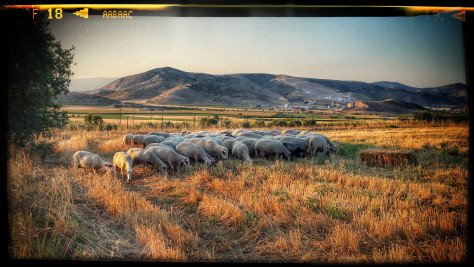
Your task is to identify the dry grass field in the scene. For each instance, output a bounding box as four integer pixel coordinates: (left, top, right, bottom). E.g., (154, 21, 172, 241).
(8, 124, 468, 262)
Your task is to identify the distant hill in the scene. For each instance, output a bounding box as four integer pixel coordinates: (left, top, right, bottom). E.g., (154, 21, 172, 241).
(345, 99, 427, 114)
(85, 67, 467, 108)
(56, 92, 121, 106)
(68, 77, 117, 92)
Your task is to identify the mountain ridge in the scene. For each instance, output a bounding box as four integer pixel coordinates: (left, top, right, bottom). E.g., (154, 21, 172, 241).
(85, 67, 467, 108)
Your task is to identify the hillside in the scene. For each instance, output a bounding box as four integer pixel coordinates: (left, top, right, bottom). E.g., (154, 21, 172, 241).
(56, 92, 122, 106)
(344, 99, 427, 114)
(88, 67, 467, 107)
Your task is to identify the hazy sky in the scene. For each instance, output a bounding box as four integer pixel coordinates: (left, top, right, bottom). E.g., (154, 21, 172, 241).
(50, 13, 466, 87)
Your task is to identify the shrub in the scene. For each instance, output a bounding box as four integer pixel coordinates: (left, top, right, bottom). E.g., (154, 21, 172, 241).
(241, 121, 251, 128)
(253, 120, 265, 127)
(222, 119, 233, 128)
(303, 119, 317, 126)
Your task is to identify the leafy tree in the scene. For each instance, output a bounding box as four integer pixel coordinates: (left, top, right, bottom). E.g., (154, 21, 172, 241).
(7, 11, 74, 145)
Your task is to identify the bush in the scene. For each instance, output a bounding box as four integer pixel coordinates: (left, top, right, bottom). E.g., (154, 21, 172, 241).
(253, 120, 265, 127)
(102, 123, 118, 131)
(274, 120, 289, 127)
(303, 119, 317, 126)
(84, 114, 104, 130)
(241, 121, 251, 128)
(222, 119, 233, 128)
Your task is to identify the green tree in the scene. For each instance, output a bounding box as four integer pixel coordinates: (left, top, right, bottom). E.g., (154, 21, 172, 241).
(7, 11, 74, 145)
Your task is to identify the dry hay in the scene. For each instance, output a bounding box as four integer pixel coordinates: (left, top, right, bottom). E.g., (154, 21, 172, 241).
(359, 149, 417, 167)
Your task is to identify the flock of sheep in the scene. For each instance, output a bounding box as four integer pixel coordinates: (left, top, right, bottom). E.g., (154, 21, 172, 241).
(72, 128, 336, 181)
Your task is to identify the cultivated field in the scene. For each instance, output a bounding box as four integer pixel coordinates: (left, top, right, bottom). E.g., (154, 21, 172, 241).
(8, 124, 468, 262)
(62, 105, 395, 125)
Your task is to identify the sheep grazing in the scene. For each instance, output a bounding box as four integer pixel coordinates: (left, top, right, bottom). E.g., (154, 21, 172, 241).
(240, 138, 258, 157)
(187, 139, 228, 160)
(222, 139, 237, 154)
(131, 135, 147, 147)
(217, 129, 234, 135)
(280, 136, 309, 156)
(307, 135, 329, 158)
(238, 132, 263, 139)
(232, 141, 253, 163)
(198, 140, 229, 160)
(145, 142, 168, 150)
(282, 141, 307, 158)
(142, 135, 166, 148)
(282, 129, 301, 135)
(146, 145, 190, 172)
(304, 134, 336, 154)
(175, 142, 213, 166)
(126, 148, 167, 175)
(159, 141, 179, 150)
(113, 152, 134, 181)
(122, 134, 135, 145)
(232, 129, 246, 136)
(147, 132, 171, 138)
(72, 151, 113, 174)
(254, 139, 291, 161)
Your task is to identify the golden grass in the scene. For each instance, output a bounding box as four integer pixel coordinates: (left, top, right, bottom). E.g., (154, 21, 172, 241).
(8, 124, 468, 262)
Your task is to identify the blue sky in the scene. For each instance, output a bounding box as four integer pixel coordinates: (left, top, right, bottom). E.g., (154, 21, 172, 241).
(50, 13, 466, 87)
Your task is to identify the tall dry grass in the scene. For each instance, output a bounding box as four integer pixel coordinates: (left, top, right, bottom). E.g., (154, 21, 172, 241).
(8, 124, 468, 262)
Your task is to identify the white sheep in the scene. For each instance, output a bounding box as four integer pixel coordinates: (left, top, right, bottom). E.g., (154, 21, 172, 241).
(307, 135, 329, 158)
(254, 139, 291, 160)
(127, 148, 167, 175)
(146, 145, 190, 172)
(122, 134, 135, 145)
(131, 134, 147, 146)
(232, 141, 253, 163)
(142, 135, 166, 148)
(175, 142, 213, 166)
(72, 151, 113, 174)
(113, 151, 134, 181)
(185, 138, 228, 160)
(147, 132, 171, 138)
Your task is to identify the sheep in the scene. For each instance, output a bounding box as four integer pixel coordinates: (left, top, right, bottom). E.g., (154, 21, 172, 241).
(222, 139, 238, 154)
(113, 152, 134, 181)
(217, 129, 233, 135)
(282, 129, 301, 135)
(122, 134, 135, 145)
(254, 139, 291, 161)
(175, 142, 213, 166)
(159, 141, 180, 150)
(72, 151, 113, 174)
(304, 134, 336, 154)
(126, 148, 167, 175)
(131, 134, 147, 146)
(185, 138, 228, 160)
(145, 142, 169, 150)
(240, 138, 258, 157)
(218, 136, 235, 144)
(307, 135, 329, 158)
(146, 145, 190, 172)
(232, 129, 246, 136)
(232, 141, 253, 163)
(147, 132, 171, 138)
(280, 136, 309, 156)
(282, 141, 307, 158)
(238, 132, 263, 139)
(142, 135, 166, 148)
(256, 129, 281, 136)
